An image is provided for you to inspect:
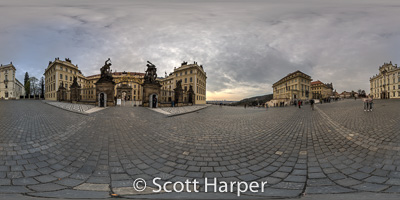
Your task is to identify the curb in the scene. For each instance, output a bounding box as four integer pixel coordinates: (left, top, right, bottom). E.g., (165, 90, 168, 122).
(42, 100, 90, 116)
(167, 105, 211, 117)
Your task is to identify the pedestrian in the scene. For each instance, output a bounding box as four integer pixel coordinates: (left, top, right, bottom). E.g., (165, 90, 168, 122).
(363, 97, 369, 111)
(310, 99, 315, 110)
(298, 100, 301, 109)
(369, 97, 373, 111)
(244, 104, 247, 109)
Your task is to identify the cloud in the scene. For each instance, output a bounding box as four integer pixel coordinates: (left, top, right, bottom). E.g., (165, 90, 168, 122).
(1, 0, 400, 100)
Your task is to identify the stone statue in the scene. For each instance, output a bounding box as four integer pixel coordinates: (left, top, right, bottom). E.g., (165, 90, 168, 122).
(144, 61, 158, 83)
(176, 80, 182, 90)
(100, 58, 112, 79)
(70, 76, 80, 88)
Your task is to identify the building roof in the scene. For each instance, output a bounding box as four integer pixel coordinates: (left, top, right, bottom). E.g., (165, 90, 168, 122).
(85, 72, 145, 79)
(311, 80, 324, 85)
(272, 70, 312, 87)
(0, 63, 15, 69)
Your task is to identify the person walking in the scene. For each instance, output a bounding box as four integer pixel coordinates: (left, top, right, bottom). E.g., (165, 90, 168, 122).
(363, 97, 369, 111)
(310, 99, 315, 110)
(298, 100, 301, 109)
(369, 97, 373, 111)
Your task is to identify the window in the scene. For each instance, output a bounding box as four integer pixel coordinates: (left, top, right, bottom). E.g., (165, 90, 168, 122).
(60, 74, 63, 79)
(190, 77, 192, 82)
(190, 70, 193, 74)
(185, 71, 187, 75)
(185, 78, 187, 83)
(70, 77, 72, 81)
(65, 75, 68, 80)
(180, 72, 182, 76)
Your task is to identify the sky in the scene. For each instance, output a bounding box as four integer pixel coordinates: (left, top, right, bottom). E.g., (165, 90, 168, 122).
(1, 0, 400, 101)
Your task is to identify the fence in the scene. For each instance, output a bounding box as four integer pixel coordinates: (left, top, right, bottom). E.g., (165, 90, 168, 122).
(159, 89, 193, 107)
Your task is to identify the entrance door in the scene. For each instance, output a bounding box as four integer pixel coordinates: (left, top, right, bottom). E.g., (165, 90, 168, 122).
(152, 94, 158, 108)
(99, 93, 106, 107)
(149, 94, 158, 108)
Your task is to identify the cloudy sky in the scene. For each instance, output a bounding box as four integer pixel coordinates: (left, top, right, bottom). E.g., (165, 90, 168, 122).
(1, 0, 400, 100)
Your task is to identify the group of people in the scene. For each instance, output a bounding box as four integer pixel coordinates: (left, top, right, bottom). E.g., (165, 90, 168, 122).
(363, 97, 373, 111)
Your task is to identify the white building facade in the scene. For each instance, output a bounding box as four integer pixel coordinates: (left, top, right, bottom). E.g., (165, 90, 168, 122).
(0, 63, 25, 100)
(370, 61, 400, 99)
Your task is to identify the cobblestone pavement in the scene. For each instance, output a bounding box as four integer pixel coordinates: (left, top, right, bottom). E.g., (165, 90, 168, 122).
(44, 101, 101, 114)
(151, 104, 211, 116)
(1, 99, 400, 199)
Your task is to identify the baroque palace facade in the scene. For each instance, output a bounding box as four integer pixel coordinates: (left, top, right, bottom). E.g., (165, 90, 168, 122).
(370, 61, 400, 99)
(44, 58, 207, 104)
(311, 80, 333, 99)
(272, 70, 312, 102)
(0, 63, 25, 100)
(157, 61, 207, 105)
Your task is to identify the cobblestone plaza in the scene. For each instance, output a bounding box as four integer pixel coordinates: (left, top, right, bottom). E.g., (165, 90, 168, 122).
(1, 100, 400, 199)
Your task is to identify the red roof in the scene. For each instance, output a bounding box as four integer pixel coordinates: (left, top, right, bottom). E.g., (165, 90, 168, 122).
(311, 80, 323, 85)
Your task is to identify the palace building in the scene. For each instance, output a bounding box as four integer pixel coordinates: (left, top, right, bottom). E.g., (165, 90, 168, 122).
(44, 58, 87, 100)
(158, 61, 207, 104)
(272, 70, 312, 103)
(85, 71, 144, 101)
(311, 80, 333, 99)
(0, 62, 25, 100)
(44, 58, 207, 105)
(370, 61, 400, 99)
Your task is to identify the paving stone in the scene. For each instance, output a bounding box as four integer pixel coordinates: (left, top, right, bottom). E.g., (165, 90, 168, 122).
(12, 178, 39, 185)
(306, 185, 355, 194)
(74, 183, 110, 191)
(0, 186, 32, 193)
(28, 183, 68, 192)
(1, 100, 400, 198)
(28, 189, 109, 198)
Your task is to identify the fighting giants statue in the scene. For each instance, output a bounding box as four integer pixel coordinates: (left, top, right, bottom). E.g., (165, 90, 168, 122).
(100, 58, 113, 80)
(144, 61, 158, 84)
(142, 61, 161, 108)
(95, 58, 116, 107)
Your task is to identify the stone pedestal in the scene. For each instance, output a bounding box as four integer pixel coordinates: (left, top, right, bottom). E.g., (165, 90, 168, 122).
(142, 83, 161, 108)
(96, 80, 115, 107)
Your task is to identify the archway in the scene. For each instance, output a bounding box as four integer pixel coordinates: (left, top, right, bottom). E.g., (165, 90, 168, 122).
(99, 93, 107, 107)
(149, 94, 158, 108)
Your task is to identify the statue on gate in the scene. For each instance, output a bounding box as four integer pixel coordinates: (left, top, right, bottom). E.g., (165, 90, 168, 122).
(100, 58, 113, 80)
(144, 61, 158, 84)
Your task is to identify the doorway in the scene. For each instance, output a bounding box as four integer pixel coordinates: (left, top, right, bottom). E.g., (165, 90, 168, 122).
(99, 93, 107, 107)
(149, 94, 158, 108)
